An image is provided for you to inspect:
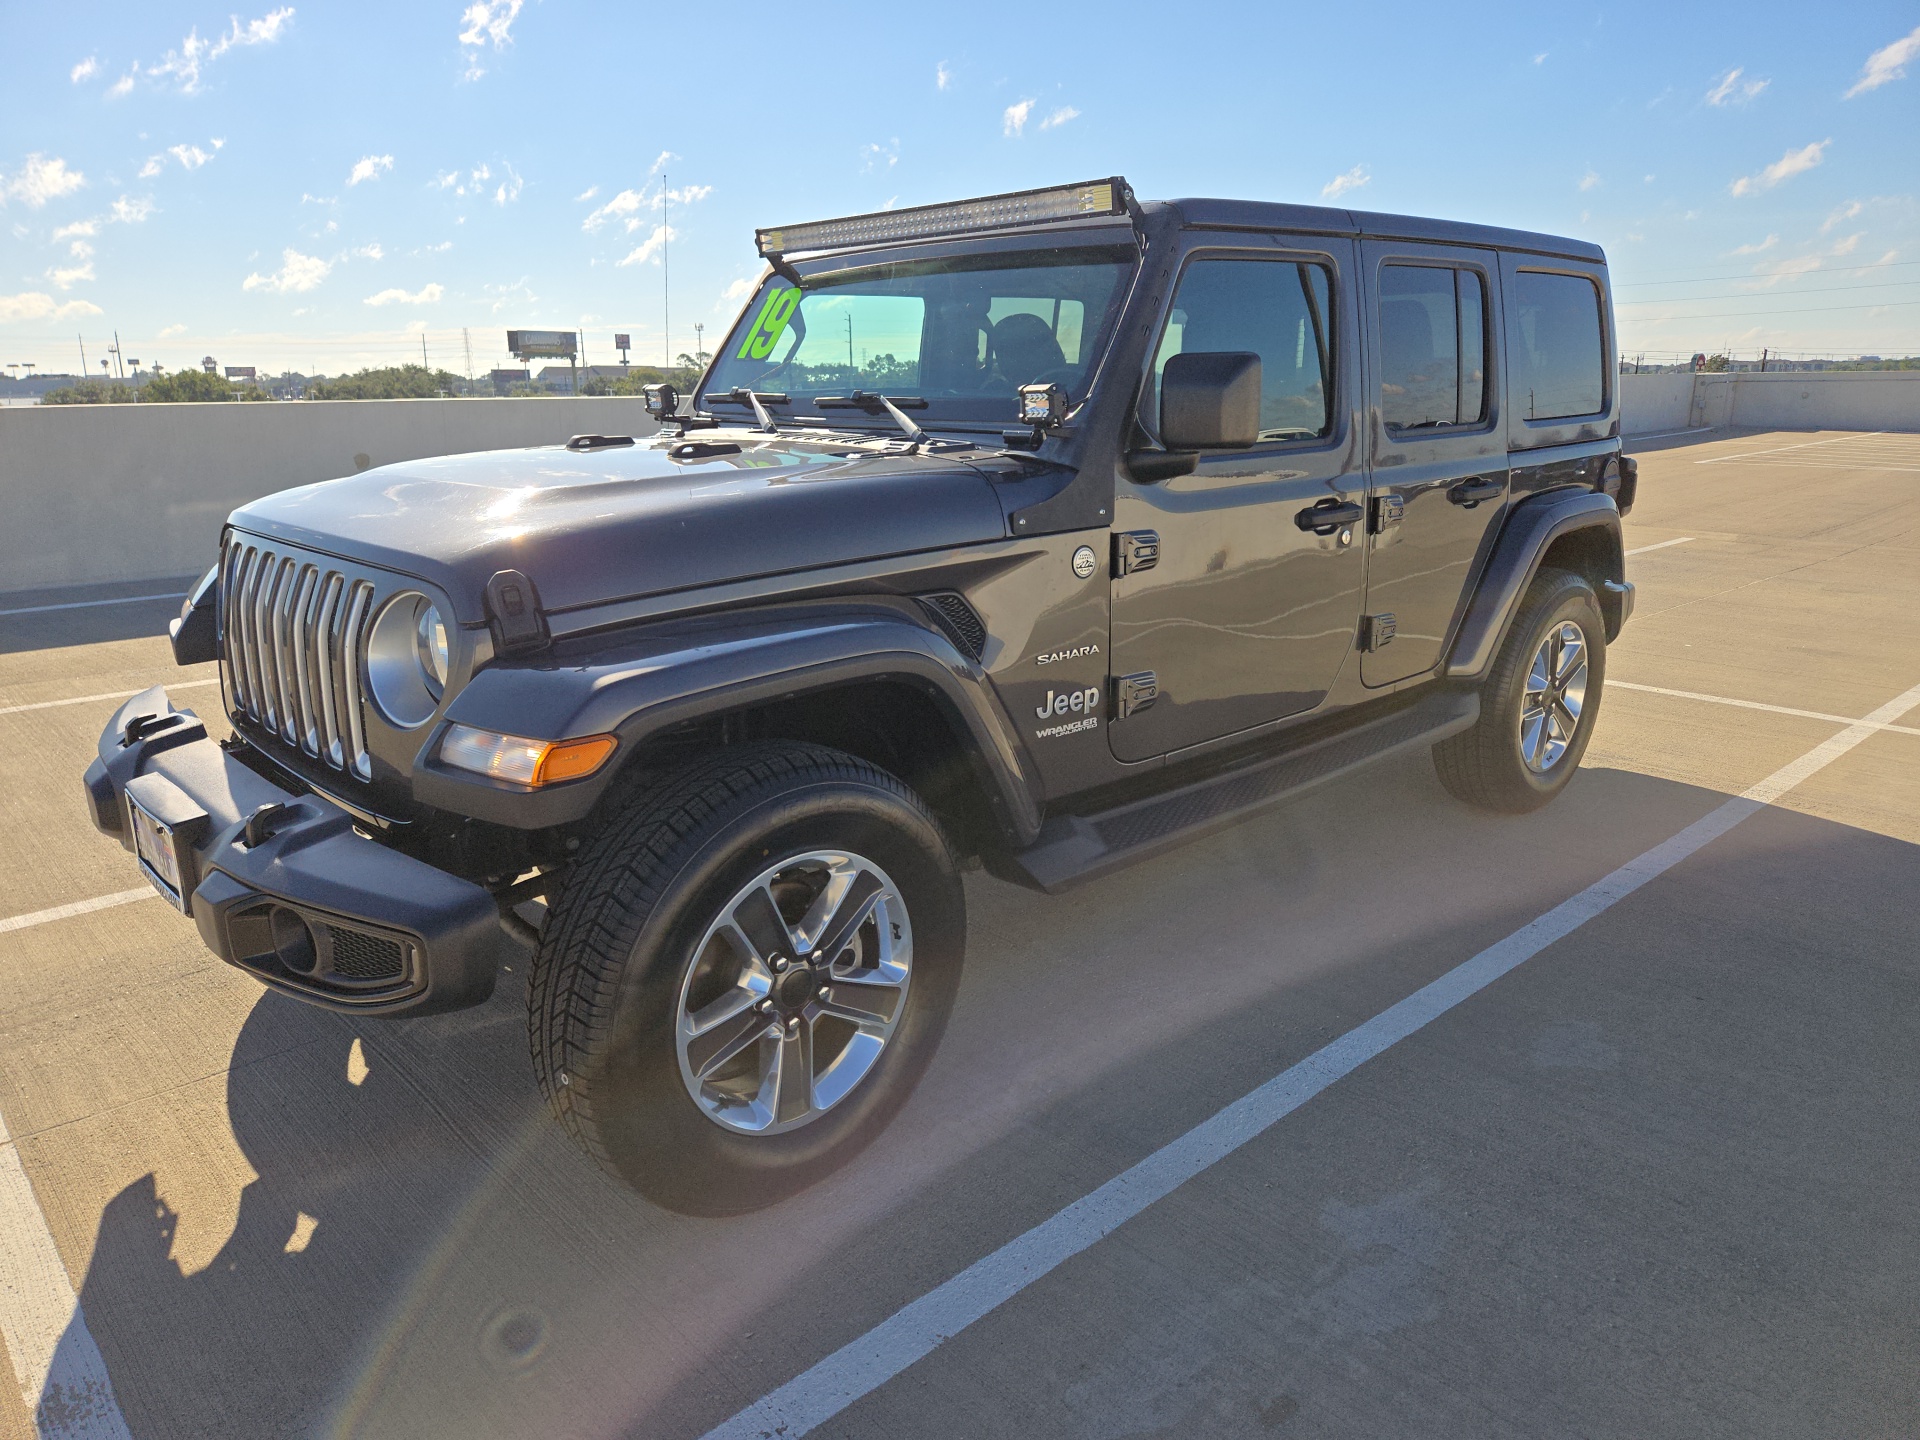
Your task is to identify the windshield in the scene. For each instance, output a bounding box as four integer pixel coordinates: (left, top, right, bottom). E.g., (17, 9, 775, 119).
(699, 244, 1136, 427)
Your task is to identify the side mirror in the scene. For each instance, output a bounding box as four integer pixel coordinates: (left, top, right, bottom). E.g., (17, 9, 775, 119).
(1160, 351, 1262, 450)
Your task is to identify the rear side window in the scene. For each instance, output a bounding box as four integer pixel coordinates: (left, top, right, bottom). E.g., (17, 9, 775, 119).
(1378, 265, 1488, 430)
(1512, 271, 1604, 419)
(1150, 257, 1335, 442)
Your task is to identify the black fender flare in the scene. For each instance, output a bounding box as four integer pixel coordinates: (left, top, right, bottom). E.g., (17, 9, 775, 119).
(1446, 489, 1626, 681)
(413, 602, 1045, 845)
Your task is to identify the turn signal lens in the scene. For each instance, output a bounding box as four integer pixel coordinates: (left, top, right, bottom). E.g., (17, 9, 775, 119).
(440, 725, 618, 787)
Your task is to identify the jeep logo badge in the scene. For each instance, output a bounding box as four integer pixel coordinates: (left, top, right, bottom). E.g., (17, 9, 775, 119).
(1071, 545, 1098, 580)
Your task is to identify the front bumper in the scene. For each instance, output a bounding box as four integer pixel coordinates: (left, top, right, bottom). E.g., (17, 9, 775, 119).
(83, 686, 515, 1015)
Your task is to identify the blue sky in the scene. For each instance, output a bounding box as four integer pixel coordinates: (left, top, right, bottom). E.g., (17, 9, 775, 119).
(3, 1, 1918, 379)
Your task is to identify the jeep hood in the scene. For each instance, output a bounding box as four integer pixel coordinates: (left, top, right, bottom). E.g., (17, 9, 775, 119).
(227, 433, 1010, 620)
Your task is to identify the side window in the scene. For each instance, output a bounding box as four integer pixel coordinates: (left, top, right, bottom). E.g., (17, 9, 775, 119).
(1150, 257, 1334, 442)
(1378, 264, 1488, 431)
(1512, 270, 1604, 419)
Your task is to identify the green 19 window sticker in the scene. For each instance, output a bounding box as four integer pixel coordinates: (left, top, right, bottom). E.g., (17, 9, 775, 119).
(736, 287, 801, 360)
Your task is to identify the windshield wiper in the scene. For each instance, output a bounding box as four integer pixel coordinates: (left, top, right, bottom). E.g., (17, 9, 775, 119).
(817, 392, 930, 446)
(713, 387, 789, 433)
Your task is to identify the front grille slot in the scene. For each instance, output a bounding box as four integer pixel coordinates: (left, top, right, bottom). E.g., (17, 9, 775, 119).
(221, 538, 376, 780)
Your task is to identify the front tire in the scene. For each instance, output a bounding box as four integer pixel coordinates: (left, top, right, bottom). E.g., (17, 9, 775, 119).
(529, 742, 965, 1215)
(1434, 567, 1606, 813)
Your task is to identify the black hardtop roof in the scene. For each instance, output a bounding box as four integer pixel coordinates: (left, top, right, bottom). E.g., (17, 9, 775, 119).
(1160, 197, 1605, 265)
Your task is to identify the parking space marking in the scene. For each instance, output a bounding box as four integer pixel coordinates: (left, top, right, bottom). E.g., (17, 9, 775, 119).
(1624, 537, 1694, 556)
(702, 677, 1920, 1440)
(0, 890, 156, 937)
(0, 593, 188, 619)
(1610, 680, 1920, 737)
(0, 1110, 134, 1439)
(0, 678, 220, 719)
(1626, 426, 1714, 441)
(1694, 432, 1884, 464)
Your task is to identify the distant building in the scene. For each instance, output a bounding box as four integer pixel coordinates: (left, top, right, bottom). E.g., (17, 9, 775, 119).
(489, 368, 532, 394)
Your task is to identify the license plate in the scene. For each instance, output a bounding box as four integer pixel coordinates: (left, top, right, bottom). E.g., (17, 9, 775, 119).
(128, 792, 189, 911)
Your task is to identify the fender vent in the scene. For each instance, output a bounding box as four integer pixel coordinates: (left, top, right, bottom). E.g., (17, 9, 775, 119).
(917, 592, 987, 661)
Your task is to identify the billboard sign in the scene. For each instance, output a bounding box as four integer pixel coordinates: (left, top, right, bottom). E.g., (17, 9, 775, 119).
(507, 329, 578, 358)
(225, 366, 257, 380)
(614, 333, 631, 350)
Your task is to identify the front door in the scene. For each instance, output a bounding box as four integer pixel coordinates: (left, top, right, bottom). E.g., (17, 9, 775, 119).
(1107, 240, 1365, 763)
(1359, 241, 1508, 685)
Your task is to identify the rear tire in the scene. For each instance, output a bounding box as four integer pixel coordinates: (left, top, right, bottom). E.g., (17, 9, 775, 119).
(529, 742, 965, 1215)
(1434, 567, 1606, 814)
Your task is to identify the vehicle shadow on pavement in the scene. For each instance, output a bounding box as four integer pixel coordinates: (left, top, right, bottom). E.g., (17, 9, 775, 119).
(45, 760, 1920, 1439)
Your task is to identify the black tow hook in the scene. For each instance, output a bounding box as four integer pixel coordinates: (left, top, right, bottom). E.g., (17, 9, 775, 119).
(242, 801, 297, 849)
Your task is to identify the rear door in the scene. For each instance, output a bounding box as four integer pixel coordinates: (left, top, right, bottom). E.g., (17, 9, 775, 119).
(1106, 238, 1364, 762)
(1359, 242, 1506, 685)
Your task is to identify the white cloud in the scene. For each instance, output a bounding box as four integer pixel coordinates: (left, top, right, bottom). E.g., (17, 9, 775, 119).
(1003, 99, 1035, 137)
(158, 323, 187, 338)
(365, 283, 444, 306)
(717, 275, 755, 310)
(242, 248, 331, 293)
(616, 225, 674, 267)
(1705, 67, 1769, 106)
(1830, 232, 1862, 256)
(419, 239, 452, 253)
(1821, 200, 1864, 233)
(936, 60, 951, 90)
(656, 183, 709, 209)
(138, 156, 164, 179)
(1752, 254, 1824, 287)
(1730, 140, 1827, 196)
(649, 151, 676, 176)
(110, 195, 154, 224)
(107, 70, 135, 98)
(458, 0, 523, 79)
(68, 239, 93, 258)
(52, 220, 97, 241)
(1532, 52, 1547, 65)
(1578, 169, 1600, 191)
(3, 155, 87, 208)
(70, 56, 98, 83)
(576, 185, 599, 202)
(348, 154, 394, 186)
(352, 243, 384, 260)
(169, 143, 216, 170)
(434, 170, 460, 190)
(1845, 23, 1920, 97)
(147, 29, 210, 91)
(861, 139, 900, 172)
(1322, 165, 1370, 199)
(47, 261, 94, 290)
(1040, 106, 1080, 130)
(1730, 235, 1777, 255)
(0, 290, 101, 322)
(210, 7, 294, 57)
(493, 163, 522, 205)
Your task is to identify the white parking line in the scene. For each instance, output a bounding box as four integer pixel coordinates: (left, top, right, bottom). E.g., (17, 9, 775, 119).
(1624, 537, 1693, 556)
(701, 677, 1920, 1440)
(0, 1112, 134, 1439)
(1695, 432, 1884, 464)
(0, 890, 156, 937)
(1610, 680, 1920, 737)
(0, 593, 188, 618)
(1626, 426, 1713, 441)
(0, 678, 220, 719)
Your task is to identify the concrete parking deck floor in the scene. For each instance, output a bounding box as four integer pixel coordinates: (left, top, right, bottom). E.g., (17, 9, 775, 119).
(2, 428, 1917, 1440)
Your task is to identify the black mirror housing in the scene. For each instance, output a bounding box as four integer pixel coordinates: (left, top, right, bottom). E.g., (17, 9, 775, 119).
(1160, 351, 1262, 450)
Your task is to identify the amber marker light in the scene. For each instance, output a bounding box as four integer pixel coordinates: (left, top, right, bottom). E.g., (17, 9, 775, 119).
(440, 725, 618, 787)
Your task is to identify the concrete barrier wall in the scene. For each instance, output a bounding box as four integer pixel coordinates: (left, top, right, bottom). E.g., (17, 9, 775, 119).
(0, 397, 660, 591)
(1618, 374, 1697, 434)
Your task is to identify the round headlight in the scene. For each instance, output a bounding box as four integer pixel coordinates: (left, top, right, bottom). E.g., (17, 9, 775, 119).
(366, 592, 450, 728)
(415, 603, 449, 695)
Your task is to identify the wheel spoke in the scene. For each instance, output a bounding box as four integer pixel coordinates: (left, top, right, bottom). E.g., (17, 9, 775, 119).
(771, 1023, 816, 1125)
(816, 981, 901, 1033)
(1554, 629, 1584, 685)
(686, 1006, 772, 1081)
(685, 984, 758, 1038)
(1552, 696, 1580, 739)
(812, 869, 885, 965)
(731, 884, 795, 962)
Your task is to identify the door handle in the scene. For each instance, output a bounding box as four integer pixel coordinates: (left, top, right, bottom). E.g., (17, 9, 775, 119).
(1294, 499, 1364, 534)
(1448, 477, 1505, 508)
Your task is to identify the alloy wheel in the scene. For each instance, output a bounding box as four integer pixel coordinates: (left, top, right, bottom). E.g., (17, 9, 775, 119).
(1519, 620, 1589, 773)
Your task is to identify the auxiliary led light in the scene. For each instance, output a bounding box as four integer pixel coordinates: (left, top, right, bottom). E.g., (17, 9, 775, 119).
(440, 724, 618, 788)
(756, 178, 1127, 257)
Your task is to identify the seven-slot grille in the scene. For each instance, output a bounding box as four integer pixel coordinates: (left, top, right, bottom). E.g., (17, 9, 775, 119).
(220, 537, 377, 779)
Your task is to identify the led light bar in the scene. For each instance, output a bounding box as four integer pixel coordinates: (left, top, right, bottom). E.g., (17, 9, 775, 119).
(756, 177, 1129, 257)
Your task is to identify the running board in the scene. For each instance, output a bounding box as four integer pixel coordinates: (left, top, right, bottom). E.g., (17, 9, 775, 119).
(1007, 690, 1479, 894)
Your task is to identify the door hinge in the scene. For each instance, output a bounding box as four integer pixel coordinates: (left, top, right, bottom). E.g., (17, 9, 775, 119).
(1370, 494, 1405, 534)
(1359, 613, 1397, 652)
(1114, 670, 1159, 719)
(1113, 529, 1160, 577)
